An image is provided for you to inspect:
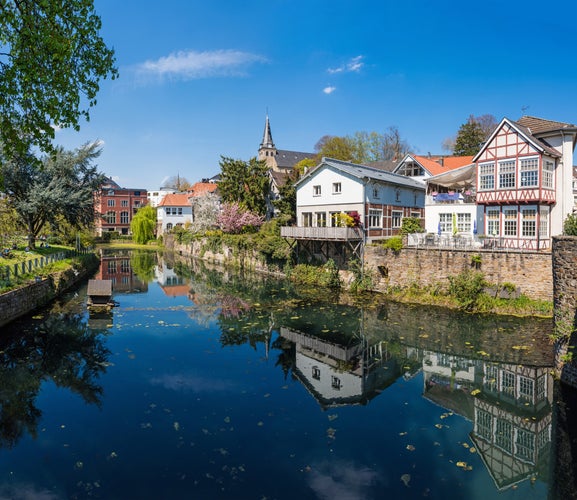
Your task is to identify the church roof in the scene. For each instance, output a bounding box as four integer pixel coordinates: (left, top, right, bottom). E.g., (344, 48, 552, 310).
(275, 149, 315, 169)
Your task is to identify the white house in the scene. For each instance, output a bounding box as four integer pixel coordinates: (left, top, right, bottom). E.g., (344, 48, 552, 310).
(290, 157, 425, 241)
(156, 193, 193, 234)
(147, 187, 176, 208)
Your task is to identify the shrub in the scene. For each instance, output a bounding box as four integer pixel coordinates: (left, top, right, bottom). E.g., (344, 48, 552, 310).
(383, 236, 403, 253)
(447, 270, 487, 312)
(564, 213, 577, 236)
(400, 217, 424, 235)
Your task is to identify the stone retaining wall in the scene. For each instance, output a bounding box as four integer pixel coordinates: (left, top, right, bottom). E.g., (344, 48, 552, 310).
(365, 245, 553, 301)
(0, 254, 99, 327)
(552, 236, 577, 386)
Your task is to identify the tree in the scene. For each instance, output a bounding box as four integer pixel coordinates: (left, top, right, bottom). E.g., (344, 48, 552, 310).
(217, 202, 264, 234)
(130, 205, 156, 244)
(191, 192, 220, 232)
(315, 128, 412, 164)
(452, 114, 497, 156)
(453, 116, 486, 156)
(314, 135, 359, 162)
(162, 175, 192, 192)
(1, 141, 105, 247)
(0, 1, 118, 158)
(218, 156, 270, 216)
(273, 158, 314, 221)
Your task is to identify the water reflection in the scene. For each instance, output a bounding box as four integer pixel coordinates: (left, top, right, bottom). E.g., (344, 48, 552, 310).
(0, 312, 111, 448)
(3, 249, 567, 498)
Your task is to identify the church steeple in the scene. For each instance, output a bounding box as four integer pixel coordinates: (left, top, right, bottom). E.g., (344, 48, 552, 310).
(258, 113, 277, 168)
(260, 114, 275, 149)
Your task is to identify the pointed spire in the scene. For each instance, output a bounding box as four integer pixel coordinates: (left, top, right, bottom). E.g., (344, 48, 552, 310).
(260, 114, 275, 149)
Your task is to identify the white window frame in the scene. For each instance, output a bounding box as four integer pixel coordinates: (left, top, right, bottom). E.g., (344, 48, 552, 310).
(521, 207, 537, 237)
(392, 210, 403, 229)
(543, 160, 554, 189)
(479, 162, 495, 191)
(539, 206, 549, 238)
(332, 182, 342, 194)
(498, 160, 516, 189)
(315, 211, 327, 227)
(368, 209, 382, 229)
(302, 212, 312, 227)
(456, 212, 471, 233)
(487, 208, 500, 236)
(503, 208, 517, 237)
(520, 157, 539, 187)
(313, 185, 321, 196)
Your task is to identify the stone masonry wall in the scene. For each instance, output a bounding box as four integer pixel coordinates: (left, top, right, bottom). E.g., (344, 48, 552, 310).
(365, 246, 553, 302)
(0, 255, 99, 328)
(552, 236, 577, 387)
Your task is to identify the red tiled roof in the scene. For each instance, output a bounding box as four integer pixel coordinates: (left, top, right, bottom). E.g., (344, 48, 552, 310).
(157, 193, 191, 207)
(413, 155, 474, 176)
(188, 182, 218, 197)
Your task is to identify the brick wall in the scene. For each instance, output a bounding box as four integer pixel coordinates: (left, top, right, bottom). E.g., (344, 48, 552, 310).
(364, 245, 553, 302)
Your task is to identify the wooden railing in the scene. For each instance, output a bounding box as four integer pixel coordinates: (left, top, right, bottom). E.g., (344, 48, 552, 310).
(280, 226, 364, 240)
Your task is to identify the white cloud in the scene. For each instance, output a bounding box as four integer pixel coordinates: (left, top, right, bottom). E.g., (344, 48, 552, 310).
(323, 86, 336, 95)
(135, 49, 267, 81)
(327, 55, 365, 74)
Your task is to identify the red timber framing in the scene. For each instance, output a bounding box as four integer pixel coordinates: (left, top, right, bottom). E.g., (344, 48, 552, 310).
(475, 121, 558, 251)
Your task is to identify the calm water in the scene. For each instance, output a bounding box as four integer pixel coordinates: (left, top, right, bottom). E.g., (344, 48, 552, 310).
(0, 249, 573, 499)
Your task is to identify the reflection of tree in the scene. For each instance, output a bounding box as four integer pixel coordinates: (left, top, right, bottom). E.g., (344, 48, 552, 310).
(130, 250, 157, 282)
(0, 313, 110, 448)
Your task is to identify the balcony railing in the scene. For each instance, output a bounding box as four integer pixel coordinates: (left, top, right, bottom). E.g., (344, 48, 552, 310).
(281, 226, 364, 241)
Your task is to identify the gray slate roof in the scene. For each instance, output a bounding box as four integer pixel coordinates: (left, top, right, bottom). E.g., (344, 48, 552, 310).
(298, 157, 425, 190)
(275, 149, 315, 169)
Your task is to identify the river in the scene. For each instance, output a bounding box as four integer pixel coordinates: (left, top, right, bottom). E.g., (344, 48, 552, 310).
(0, 249, 574, 499)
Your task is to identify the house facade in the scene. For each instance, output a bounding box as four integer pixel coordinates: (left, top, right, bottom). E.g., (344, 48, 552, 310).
(95, 178, 148, 236)
(474, 116, 577, 250)
(289, 157, 425, 241)
(156, 193, 193, 234)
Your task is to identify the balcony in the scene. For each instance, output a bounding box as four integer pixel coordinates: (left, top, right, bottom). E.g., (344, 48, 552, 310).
(426, 192, 476, 205)
(281, 226, 364, 241)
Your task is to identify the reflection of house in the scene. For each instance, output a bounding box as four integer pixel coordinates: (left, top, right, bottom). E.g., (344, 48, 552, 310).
(474, 116, 577, 250)
(156, 193, 193, 234)
(155, 262, 189, 297)
(279, 327, 398, 409)
(96, 255, 148, 293)
(422, 350, 553, 491)
(94, 178, 148, 236)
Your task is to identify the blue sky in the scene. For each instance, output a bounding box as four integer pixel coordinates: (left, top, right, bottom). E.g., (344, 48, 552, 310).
(56, 0, 577, 190)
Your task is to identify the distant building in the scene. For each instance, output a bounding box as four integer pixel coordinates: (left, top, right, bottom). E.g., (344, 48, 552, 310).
(156, 193, 193, 234)
(95, 178, 148, 236)
(147, 187, 177, 208)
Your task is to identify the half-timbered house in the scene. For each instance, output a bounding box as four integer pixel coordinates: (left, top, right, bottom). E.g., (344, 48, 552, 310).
(473, 116, 577, 250)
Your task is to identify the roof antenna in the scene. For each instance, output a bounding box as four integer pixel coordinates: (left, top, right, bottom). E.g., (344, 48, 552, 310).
(521, 105, 529, 115)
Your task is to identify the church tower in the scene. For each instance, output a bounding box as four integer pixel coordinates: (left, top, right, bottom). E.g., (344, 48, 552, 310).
(258, 114, 278, 169)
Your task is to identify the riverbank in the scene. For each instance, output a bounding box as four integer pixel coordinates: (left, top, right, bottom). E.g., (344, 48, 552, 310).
(0, 253, 99, 327)
(165, 234, 553, 318)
